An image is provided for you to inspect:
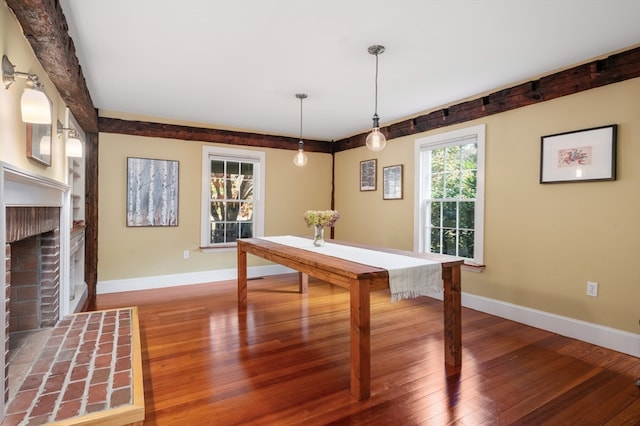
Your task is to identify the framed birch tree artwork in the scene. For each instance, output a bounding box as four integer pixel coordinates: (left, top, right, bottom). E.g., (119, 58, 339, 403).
(127, 157, 179, 226)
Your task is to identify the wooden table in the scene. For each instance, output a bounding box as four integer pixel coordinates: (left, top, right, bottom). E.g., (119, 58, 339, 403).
(237, 237, 464, 400)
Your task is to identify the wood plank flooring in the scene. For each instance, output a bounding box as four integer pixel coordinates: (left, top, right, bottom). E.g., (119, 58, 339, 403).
(89, 273, 640, 425)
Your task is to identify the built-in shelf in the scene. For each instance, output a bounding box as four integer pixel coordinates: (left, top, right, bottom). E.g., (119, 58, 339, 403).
(68, 127, 85, 312)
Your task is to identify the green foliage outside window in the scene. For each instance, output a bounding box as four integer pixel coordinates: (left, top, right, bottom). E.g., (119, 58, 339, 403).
(428, 142, 477, 258)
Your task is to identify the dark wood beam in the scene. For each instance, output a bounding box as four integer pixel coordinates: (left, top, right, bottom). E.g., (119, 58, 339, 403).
(98, 117, 333, 153)
(6, 0, 98, 132)
(334, 46, 640, 152)
(84, 132, 99, 298)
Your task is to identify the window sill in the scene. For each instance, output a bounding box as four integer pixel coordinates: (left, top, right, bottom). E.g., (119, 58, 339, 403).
(200, 244, 237, 253)
(463, 262, 485, 272)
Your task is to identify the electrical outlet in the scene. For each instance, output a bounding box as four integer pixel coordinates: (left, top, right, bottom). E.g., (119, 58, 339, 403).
(183, 250, 189, 259)
(586, 281, 598, 297)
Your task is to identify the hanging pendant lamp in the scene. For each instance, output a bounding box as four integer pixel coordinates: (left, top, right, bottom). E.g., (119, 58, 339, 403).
(365, 45, 386, 152)
(293, 93, 309, 167)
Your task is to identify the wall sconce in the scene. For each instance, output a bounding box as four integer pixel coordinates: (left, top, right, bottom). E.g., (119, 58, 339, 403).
(57, 122, 83, 158)
(2, 55, 52, 124)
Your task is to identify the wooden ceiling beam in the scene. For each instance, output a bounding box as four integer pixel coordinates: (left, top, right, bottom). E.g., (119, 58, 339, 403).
(6, 0, 98, 133)
(98, 117, 333, 153)
(335, 45, 640, 152)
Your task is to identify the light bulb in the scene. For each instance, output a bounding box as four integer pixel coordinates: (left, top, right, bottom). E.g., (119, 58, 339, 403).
(366, 127, 386, 151)
(293, 148, 308, 167)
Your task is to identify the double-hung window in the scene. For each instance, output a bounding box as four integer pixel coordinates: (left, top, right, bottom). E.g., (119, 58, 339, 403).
(201, 146, 265, 248)
(414, 124, 485, 264)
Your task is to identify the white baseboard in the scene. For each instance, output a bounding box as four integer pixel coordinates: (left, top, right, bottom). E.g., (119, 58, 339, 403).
(426, 289, 640, 358)
(99, 270, 639, 358)
(96, 264, 295, 294)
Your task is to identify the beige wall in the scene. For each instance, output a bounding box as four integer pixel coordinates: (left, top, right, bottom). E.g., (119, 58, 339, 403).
(335, 78, 640, 334)
(97, 131, 332, 281)
(0, 2, 68, 182)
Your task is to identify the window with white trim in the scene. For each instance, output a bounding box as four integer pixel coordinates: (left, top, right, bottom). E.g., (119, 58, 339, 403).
(414, 124, 485, 264)
(201, 146, 265, 247)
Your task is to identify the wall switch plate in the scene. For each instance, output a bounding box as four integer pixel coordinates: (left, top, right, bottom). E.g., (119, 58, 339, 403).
(183, 250, 189, 259)
(586, 281, 598, 297)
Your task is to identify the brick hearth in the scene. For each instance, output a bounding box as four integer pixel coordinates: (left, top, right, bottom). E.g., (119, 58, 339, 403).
(1, 308, 144, 425)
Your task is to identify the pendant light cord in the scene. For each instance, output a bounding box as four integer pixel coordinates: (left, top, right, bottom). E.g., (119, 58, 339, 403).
(299, 95, 303, 140)
(374, 52, 379, 116)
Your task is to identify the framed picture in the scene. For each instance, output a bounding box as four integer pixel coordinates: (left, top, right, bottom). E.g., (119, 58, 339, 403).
(540, 124, 617, 183)
(127, 157, 179, 226)
(383, 164, 403, 200)
(360, 159, 377, 191)
(26, 122, 52, 167)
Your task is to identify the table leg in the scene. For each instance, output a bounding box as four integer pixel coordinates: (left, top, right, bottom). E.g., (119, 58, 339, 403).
(350, 278, 371, 400)
(238, 247, 247, 309)
(299, 272, 308, 293)
(443, 265, 462, 366)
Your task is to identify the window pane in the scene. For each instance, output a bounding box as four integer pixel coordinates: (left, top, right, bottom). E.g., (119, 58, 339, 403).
(431, 173, 444, 198)
(461, 170, 476, 198)
(459, 201, 475, 229)
(226, 202, 241, 221)
(442, 202, 457, 228)
(239, 201, 253, 221)
(430, 228, 441, 253)
(211, 222, 225, 244)
(241, 162, 253, 176)
(210, 201, 223, 222)
(461, 143, 477, 169)
(239, 180, 253, 200)
(458, 230, 475, 258)
(444, 172, 460, 198)
(225, 222, 238, 242)
(442, 229, 457, 256)
(430, 202, 441, 226)
(211, 160, 225, 174)
(431, 149, 444, 173)
(211, 177, 225, 199)
(445, 146, 460, 172)
(227, 161, 240, 175)
(240, 222, 253, 239)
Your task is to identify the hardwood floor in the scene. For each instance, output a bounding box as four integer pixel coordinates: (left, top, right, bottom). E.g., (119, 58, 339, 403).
(90, 274, 640, 425)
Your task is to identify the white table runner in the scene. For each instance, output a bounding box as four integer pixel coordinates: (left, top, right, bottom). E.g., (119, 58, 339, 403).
(259, 235, 442, 302)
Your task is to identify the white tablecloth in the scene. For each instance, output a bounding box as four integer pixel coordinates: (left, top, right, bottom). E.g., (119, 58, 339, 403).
(259, 235, 442, 302)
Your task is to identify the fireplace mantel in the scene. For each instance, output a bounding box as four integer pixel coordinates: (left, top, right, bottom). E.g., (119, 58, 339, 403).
(0, 162, 87, 414)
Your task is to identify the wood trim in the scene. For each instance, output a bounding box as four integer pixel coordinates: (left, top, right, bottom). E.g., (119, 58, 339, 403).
(84, 132, 99, 298)
(334, 45, 640, 152)
(98, 117, 332, 153)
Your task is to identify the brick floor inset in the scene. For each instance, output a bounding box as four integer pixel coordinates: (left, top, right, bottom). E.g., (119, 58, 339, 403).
(1, 308, 143, 426)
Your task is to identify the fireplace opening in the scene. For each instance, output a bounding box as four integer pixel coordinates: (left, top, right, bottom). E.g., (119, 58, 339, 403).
(5, 207, 61, 403)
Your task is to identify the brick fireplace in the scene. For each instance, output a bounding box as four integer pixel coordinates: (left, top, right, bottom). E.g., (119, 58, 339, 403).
(4, 207, 61, 403)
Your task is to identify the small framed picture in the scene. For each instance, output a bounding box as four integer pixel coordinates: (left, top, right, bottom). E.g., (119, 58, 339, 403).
(540, 124, 617, 183)
(360, 159, 376, 191)
(383, 164, 403, 200)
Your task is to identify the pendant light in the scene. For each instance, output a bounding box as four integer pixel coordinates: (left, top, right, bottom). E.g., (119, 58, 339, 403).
(293, 93, 309, 167)
(365, 45, 386, 152)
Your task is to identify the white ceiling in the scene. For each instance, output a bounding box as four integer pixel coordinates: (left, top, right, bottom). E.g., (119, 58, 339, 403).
(59, 0, 640, 141)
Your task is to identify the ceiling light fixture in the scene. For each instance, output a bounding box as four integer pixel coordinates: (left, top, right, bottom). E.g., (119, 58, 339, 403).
(293, 93, 309, 167)
(2, 55, 52, 124)
(57, 122, 83, 158)
(365, 45, 386, 152)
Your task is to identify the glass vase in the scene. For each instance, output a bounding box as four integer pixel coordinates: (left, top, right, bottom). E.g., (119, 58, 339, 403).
(313, 224, 325, 247)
